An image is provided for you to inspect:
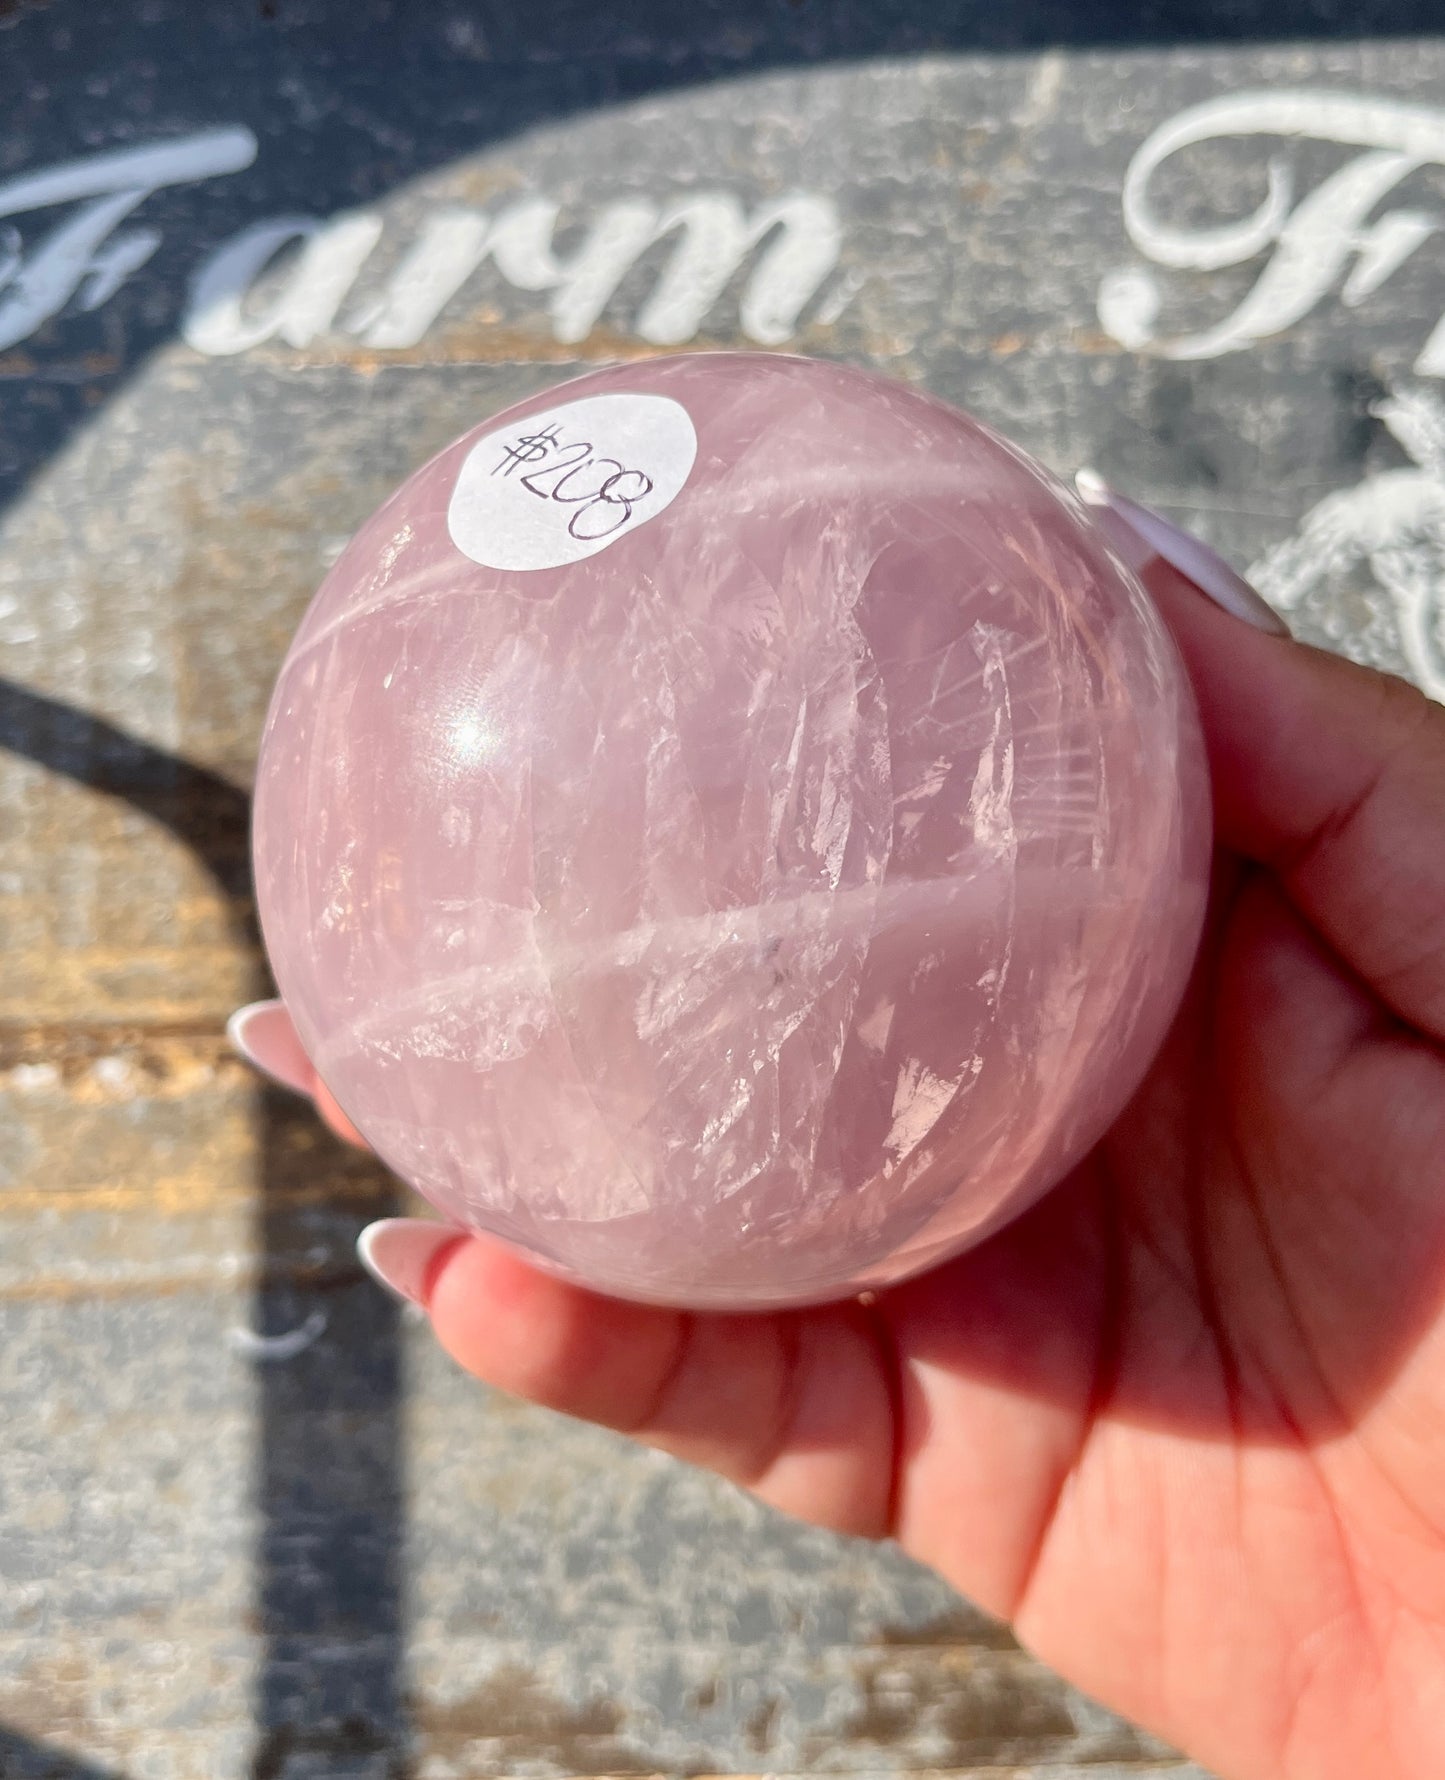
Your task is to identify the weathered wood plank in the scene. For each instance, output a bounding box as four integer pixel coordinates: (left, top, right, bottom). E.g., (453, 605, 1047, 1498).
(3, 7, 1443, 1776)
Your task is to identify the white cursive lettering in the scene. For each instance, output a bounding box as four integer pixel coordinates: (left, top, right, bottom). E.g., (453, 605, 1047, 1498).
(184, 189, 843, 355)
(0, 129, 258, 353)
(1098, 91, 1445, 369)
(0, 132, 845, 360)
(182, 211, 384, 354)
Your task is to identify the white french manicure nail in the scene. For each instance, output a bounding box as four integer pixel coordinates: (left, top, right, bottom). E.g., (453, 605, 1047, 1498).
(356, 1218, 464, 1307)
(1075, 469, 1290, 638)
(227, 999, 316, 1096)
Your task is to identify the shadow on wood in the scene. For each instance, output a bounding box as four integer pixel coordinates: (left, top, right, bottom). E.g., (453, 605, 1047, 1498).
(0, 674, 410, 1776)
(0, 1727, 128, 1780)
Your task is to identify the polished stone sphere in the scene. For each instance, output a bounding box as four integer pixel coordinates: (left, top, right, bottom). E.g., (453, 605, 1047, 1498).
(253, 352, 1210, 1308)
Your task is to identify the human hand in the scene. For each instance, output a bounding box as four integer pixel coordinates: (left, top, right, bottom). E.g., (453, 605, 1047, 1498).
(234, 486, 1445, 1780)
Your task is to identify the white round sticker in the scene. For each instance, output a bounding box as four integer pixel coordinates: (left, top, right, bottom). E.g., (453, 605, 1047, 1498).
(447, 391, 698, 572)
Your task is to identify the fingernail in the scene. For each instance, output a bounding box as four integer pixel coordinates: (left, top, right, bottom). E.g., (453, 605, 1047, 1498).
(227, 999, 316, 1096)
(1075, 469, 1290, 638)
(356, 1218, 465, 1307)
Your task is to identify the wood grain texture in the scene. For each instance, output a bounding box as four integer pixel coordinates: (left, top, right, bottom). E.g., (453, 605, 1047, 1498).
(2, 5, 1442, 1775)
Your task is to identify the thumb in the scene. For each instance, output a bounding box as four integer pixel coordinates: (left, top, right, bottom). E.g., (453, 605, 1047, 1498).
(1082, 477, 1445, 1043)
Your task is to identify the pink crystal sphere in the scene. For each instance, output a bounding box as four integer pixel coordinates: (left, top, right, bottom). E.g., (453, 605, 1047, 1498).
(254, 353, 1209, 1308)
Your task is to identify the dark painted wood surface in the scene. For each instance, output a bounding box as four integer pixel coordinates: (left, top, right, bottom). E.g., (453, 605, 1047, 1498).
(2, 5, 1443, 1775)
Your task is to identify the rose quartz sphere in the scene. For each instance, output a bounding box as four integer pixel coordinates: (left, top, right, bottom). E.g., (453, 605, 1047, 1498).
(254, 353, 1209, 1308)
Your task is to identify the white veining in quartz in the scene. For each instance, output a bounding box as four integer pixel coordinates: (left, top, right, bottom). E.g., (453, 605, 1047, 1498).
(254, 353, 1210, 1307)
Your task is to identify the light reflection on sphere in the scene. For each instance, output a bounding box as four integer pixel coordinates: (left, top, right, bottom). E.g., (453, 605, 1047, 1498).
(254, 354, 1210, 1308)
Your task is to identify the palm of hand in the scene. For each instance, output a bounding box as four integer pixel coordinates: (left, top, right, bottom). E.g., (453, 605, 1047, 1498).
(348, 568, 1445, 1780)
(886, 853, 1445, 1780)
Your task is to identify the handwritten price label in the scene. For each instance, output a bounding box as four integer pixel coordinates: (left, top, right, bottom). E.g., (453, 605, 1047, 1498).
(491, 422, 658, 543)
(448, 391, 698, 572)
